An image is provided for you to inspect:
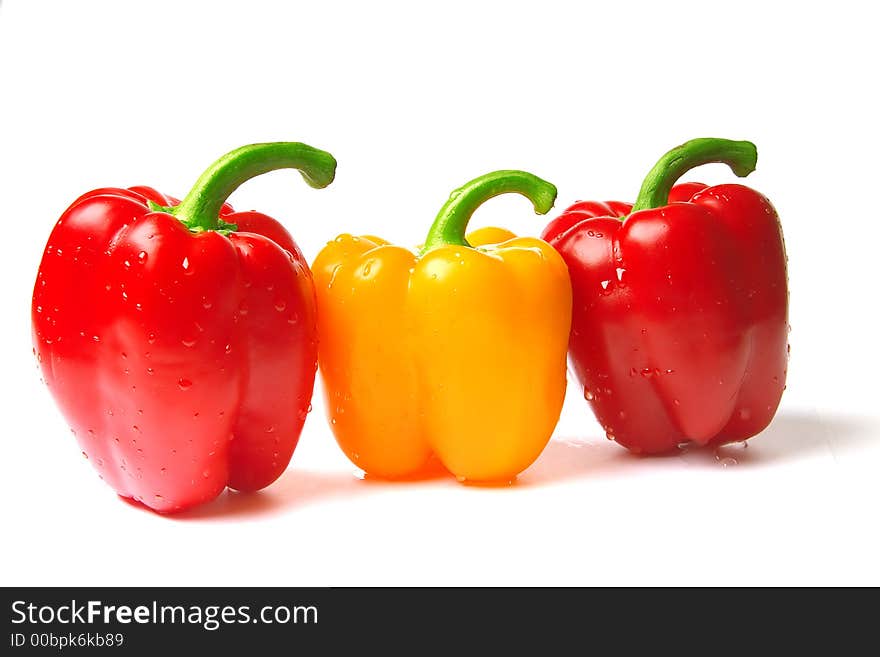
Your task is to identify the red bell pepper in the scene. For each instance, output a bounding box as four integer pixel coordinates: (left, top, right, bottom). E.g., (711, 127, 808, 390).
(541, 138, 788, 454)
(32, 142, 336, 512)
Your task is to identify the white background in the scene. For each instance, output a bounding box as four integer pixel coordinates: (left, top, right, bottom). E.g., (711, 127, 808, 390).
(1, 0, 878, 586)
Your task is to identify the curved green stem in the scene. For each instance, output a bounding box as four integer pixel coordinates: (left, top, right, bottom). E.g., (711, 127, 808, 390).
(170, 142, 337, 232)
(422, 170, 557, 253)
(630, 138, 757, 213)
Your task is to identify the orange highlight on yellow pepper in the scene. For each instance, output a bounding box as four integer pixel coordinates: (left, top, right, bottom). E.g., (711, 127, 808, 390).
(313, 171, 572, 482)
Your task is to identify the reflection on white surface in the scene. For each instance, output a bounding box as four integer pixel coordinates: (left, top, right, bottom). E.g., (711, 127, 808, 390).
(150, 411, 879, 522)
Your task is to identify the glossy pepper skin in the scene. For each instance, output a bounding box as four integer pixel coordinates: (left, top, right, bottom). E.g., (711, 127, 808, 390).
(32, 142, 336, 512)
(314, 171, 572, 482)
(541, 138, 788, 454)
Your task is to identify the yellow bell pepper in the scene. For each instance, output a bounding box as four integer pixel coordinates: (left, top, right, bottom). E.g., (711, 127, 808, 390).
(313, 171, 572, 482)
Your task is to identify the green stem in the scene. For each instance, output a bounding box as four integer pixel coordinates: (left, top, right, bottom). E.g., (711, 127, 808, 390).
(170, 142, 337, 232)
(630, 138, 758, 213)
(422, 170, 557, 253)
